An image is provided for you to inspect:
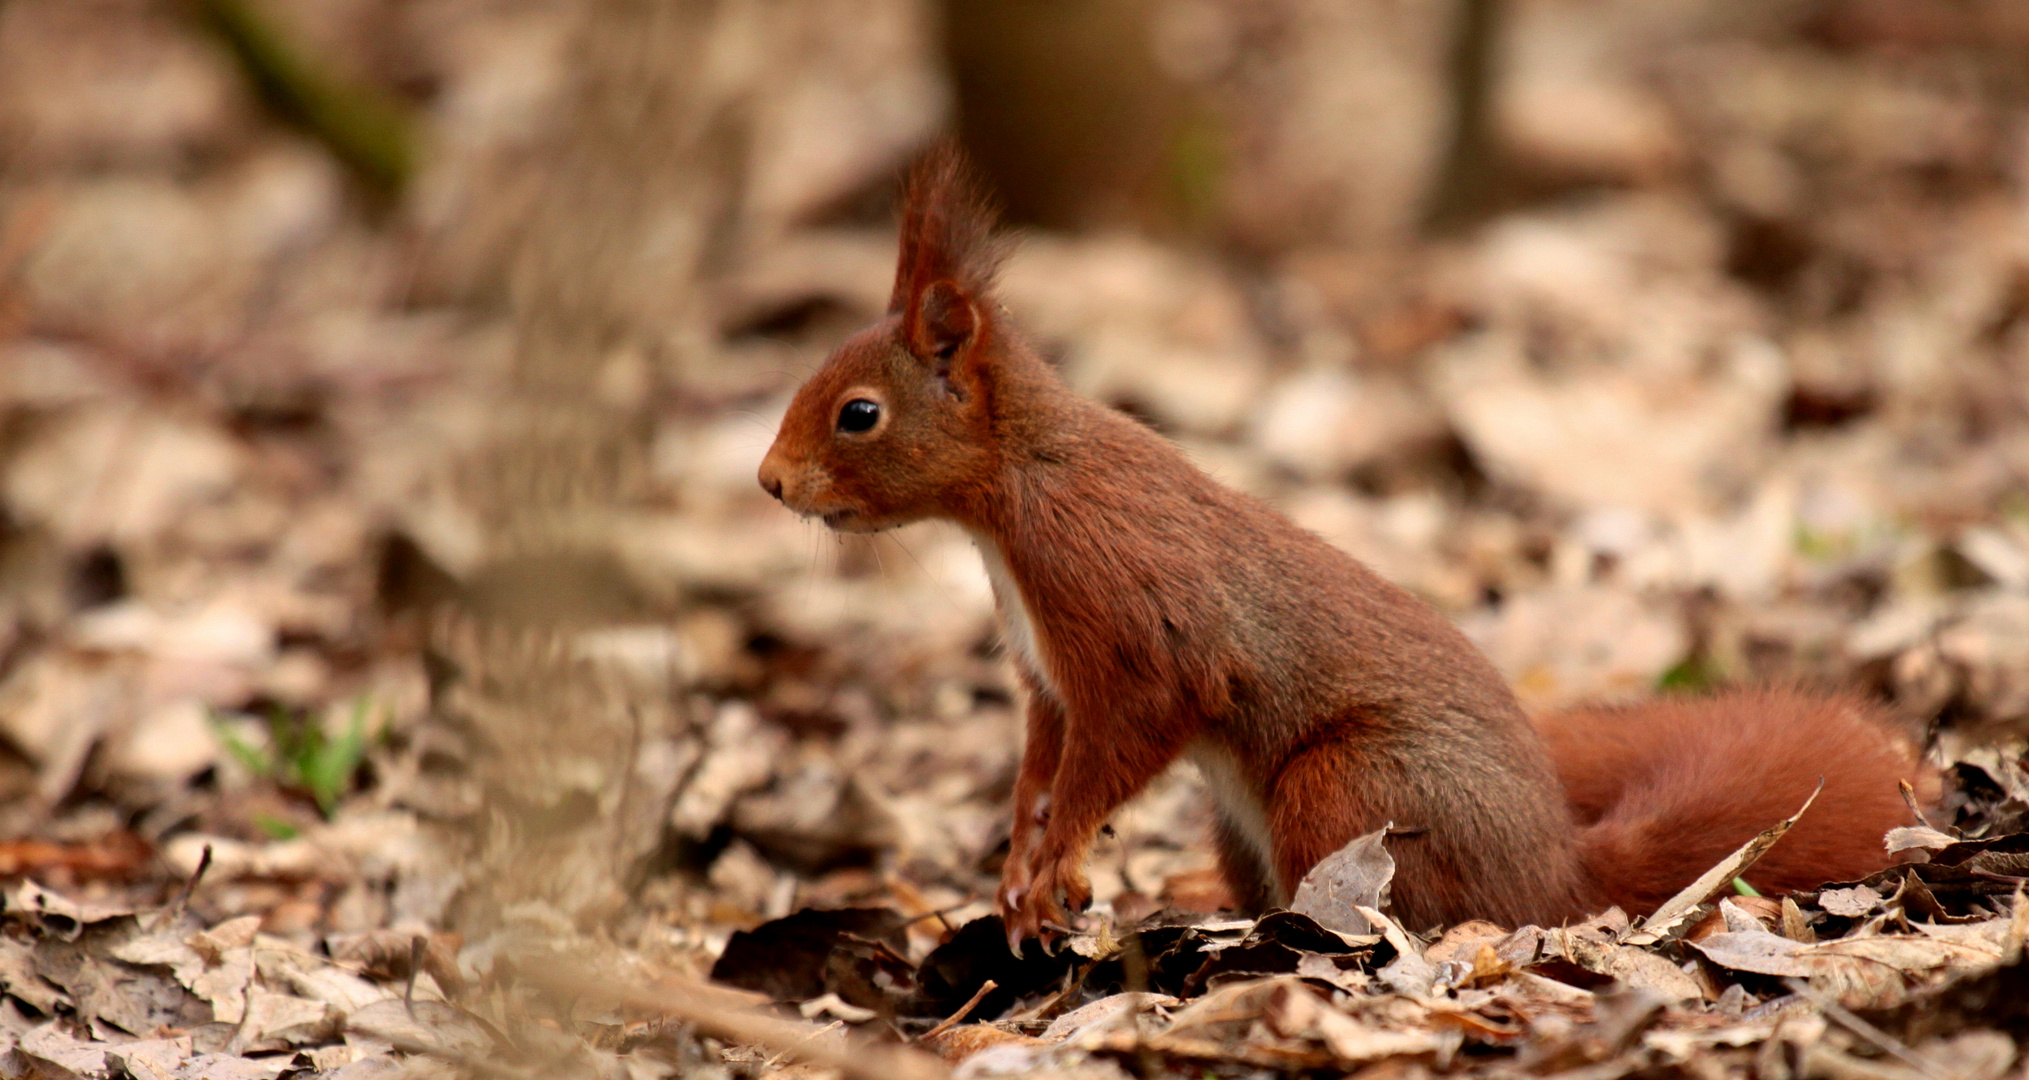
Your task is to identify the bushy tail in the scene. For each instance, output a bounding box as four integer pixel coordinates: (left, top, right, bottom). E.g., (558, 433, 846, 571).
(1535, 688, 1936, 917)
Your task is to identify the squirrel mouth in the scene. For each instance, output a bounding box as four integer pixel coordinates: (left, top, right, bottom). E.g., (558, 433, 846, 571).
(821, 508, 886, 533)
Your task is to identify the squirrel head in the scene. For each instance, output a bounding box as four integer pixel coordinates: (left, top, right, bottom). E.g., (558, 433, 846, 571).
(759, 143, 1013, 532)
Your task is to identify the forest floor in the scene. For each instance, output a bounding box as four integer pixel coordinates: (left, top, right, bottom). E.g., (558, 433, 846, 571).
(4, 1, 2029, 1077)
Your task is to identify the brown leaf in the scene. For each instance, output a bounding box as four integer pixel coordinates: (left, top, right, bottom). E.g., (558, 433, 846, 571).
(5, 882, 136, 942)
(1424, 920, 1509, 964)
(1820, 886, 1886, 918)
(17, 1022, 109, 1079)
(34, 932, 197, 1037)
(109, 915, 257, 1024)
(323, 930, 464, 998)
(708, 907, 911, 1005)
(1267, 981, 1445, 1063)
(1689, 928, 1816, 978)
(0, 935, 69, 1016)
(345, 998, 496, 1060)
(1625, 780, 1823, 946)
(1887, 825, 1960, 855)
(1696, 923, 2004, 1009)
(1289, 823, 1395, 936)
(0, 835, 151, 884)
(920, 1022, 1041, 1063)
(232, 988, 333, 1054)
(99, 1036, 192, 1080)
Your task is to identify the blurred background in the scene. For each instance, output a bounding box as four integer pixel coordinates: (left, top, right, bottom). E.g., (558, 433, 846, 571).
(2, 0, 2029, 1061)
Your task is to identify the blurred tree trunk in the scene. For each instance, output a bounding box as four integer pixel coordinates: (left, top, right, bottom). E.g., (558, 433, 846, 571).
(940, 0, 1459, 253)
(940, 0, 1181, 232)
(1422, 0, 1504, 235)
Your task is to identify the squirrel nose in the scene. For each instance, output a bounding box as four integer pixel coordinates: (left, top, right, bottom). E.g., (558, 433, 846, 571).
(758, 458, 786, 502)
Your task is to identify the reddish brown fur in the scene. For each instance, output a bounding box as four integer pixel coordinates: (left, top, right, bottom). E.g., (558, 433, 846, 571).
(758, 143, 1934, 942)
(1538, 689, 1938, 917)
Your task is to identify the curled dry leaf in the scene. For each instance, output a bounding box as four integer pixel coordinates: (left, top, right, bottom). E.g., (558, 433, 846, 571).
(0, 936, 68, 1016)
(110, 914, 258, 1024)
(1624, 780, 1823, 947)
(324, 931, 465, 998)
(232, 987, 333, 1053)
(101, 1036, 194, 1080)
(5, 882, 136, 943)
(1267, 980, 1446, 1064)
(17, 1023, 111, 1079)
(345, 998, 497, 1061)
(922, 1022, 1041, 1064)
(1289, 822, 1395, 936)
(1888, 826, 1961, 855)
(1692, 922, 2004, 1010)
(1819, 886, 1887, 919)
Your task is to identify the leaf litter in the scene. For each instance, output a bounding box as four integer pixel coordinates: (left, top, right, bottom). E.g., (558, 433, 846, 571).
(5, 0, 2029, 1077)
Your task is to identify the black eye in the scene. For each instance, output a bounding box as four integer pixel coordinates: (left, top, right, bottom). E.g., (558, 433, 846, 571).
(837, 398, 880, 433)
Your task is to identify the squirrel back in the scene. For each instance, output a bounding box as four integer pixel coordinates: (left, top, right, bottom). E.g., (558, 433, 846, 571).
(759, 143, 1933, 940)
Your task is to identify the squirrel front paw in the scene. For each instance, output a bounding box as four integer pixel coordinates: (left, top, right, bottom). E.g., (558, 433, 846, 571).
(997, 851, 1090, 954)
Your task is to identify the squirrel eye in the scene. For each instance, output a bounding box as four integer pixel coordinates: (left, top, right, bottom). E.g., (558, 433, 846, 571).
(837, 398, 881, 433)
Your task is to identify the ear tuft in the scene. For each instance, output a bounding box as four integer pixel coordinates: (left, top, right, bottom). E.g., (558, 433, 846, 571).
(910, 280, 976, 362)
(890, 141, 1006, 361)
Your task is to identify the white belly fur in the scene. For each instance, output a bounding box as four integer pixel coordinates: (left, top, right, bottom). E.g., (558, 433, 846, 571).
(969, 533, 1276, 887)
(968, 531, 1051, 694)
(1189, 742, 1276, 886)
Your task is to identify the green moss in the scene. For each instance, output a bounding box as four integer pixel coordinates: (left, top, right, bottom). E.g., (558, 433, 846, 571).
(1656, 654, 1717, 694)
(1165, 107, 1226, 236)
(200, 0, 415, 195)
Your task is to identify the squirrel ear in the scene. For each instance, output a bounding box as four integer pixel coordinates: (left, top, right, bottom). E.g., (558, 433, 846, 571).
(888, 142, 1002, 379)
(905, 279, 978, 366)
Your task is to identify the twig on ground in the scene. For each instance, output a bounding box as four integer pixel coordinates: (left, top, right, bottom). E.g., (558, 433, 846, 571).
(405, 935, 424, 1015)
(1782, 977, 1943, 1080)
(919, 980, 998, 1043)
(153, 843, 211, 931)
(530, 962, 951, 1080)
(1901, 781, 1937, 831)
(762, 1019, 844, 1071)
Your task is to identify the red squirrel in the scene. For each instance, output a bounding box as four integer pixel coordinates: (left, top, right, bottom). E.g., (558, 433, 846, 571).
(756, 145, 1935, 946)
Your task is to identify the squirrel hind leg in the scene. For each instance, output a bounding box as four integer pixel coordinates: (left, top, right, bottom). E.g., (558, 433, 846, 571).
(1211, 812, 1277, 915)
(1261, 741, 1396, 913)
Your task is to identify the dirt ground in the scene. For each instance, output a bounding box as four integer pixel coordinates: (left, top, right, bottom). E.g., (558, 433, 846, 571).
(3, 1, 2029, 1077)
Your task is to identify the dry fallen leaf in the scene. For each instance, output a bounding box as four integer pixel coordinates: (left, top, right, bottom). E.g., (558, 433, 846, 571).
(1624, 781, 1824, 946)
(5, 4, 2029, 1079)
(1290, 822, 1396, 936)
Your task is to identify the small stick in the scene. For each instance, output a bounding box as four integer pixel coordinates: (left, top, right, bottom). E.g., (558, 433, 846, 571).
(1783, 978, 1943, 1080)
(762, 1019, 843, 1070)
(1007, 969, 1081, 1025)
(901, 904, 965, 933)
(918, 980, 998, 1043)
(405, 935, 425, 1015)
(154, 844, 212, 930)
(530, 963, 949, 1080)
(1900, 780, 1937, 831)
(840, 932, 915, 970)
